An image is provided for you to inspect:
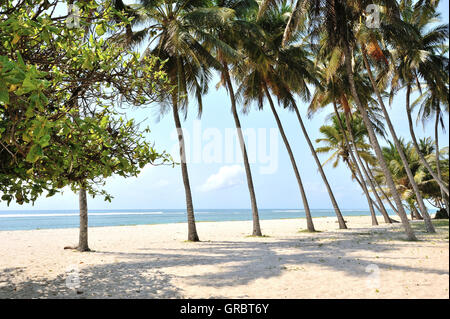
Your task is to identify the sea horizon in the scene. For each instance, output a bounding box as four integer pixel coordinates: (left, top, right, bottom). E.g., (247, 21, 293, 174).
(0, 208, 437, 231)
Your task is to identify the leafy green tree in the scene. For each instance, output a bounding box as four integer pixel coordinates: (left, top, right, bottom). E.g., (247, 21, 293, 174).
(0, 0, 170, 250)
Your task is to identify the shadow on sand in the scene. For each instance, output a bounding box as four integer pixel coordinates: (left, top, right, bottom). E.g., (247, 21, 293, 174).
(1, 221, 448, 298)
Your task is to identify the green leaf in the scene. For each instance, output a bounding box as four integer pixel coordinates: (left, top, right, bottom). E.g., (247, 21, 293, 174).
(26, 144, 43, 163)
(38, 134, 51, 147)
(0, 84, 9, 104)
(95, 24, 106, 36)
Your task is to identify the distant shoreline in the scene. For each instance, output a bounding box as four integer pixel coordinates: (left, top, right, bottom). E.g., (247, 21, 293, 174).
(0, 208, 422, 232)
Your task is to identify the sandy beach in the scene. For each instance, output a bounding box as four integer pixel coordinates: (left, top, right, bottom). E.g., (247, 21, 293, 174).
(0, 215, 448, 299)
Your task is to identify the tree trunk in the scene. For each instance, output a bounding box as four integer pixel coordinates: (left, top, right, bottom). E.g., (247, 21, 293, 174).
(435, 109, 449, 216)
(362, 160, 400, 221)
(412, 204, 423, 220)
(405, 87, 449, 197)
(334, 109, 390, 226)
(78, 187, 90, 252)
(358, 158, 392, 223)
(343, 44, 416, 240)
(292, 102, 347, 229)
(333, 102, 394, 223)
(172, 95, 199, 242)
(362, 50, 434, 232)
(341, 112, 378, 225)
(222, 64, 262, 236)
(264, 84, 315, 232)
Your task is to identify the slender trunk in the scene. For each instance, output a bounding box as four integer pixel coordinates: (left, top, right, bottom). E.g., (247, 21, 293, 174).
(343, 44, 416, 240)
(362, 160, 400, 220)
(78, 187, 90, 252)
(222, 64, 262, 236)
(333, 102, 381, 223)
(172, 95, 199, 242)
(342, 113, 378, 225)
(362, 50, 435, 233)
(350, 161, 380, 218)
(353, 170, 389, 220)
(435, 110, 450, 216)
(292, 102, 347, 229)
(358, 159, 393, 223)
(264, 84, 315, 232)
(333, 102, 391, 222)
(412, 204, 423, 220)
(405, 87, 449, 196)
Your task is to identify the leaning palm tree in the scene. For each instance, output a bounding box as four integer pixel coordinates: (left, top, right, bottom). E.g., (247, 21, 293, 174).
(255, 4, 349, 229)
(258, 0, 418, 239)
(126, 0, 235, 241)
(309, 61, 395, 224)
(234, 5, 317, 232)
(316, 114, 395, 225)
(211, 0, 264, 236)
(354, 16, 435, 233)
(385, 0, 449, 200)
(414, 81, 450, 215)
(274, 0, 417, 239)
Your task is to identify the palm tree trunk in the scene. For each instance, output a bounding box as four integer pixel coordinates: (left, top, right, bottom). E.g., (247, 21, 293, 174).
(357, 158, 393, 223)
(362, 160, 400, 220)
(435, 109, 449, 216)
(343, 44, 416, 240)
(292, 102, 347, 229)
(264, 84, 315, 232)
(342, 110, 392, 224)
(332, 101, 384, 223)
(78, 187, 90, 252)
(412, 204, 423, 220)
(172, 95, 199, 242)
(405, 86, 449, 197)
(222, 64, 262, 236)
(362, 50, 434, 232)
(342, 113, 378, 225)
(352, 169, 384, 217)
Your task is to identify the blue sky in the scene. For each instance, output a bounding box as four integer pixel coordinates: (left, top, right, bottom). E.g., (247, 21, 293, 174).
(1, 1, 449, 211)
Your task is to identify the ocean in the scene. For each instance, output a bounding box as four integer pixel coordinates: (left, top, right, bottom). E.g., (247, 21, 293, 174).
(0, 208, 426, 231)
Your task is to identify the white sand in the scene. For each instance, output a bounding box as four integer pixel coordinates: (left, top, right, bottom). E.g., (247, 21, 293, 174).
(0, 216, 448, 299)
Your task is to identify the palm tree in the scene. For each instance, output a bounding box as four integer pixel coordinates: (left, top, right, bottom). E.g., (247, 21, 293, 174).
(235, 5, 317, 232)
(212, 0, 264, 236)
(258, 0, 416, 238)
(415, 138, 449, 213)
(299, 0, 417, 239)
(374, 138, 444, 220)
(127, 0, 236, 241)
(316, 113, 397, 225)
(414, 78, 449, 215)
(356, 30, 435, 231)
(309, 62, 394, 224)
(257, 4, 349, 229)
(386, 0, 449, 200)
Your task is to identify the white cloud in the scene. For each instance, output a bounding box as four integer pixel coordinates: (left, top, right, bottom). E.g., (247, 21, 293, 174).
(199, 165, 245, 192)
